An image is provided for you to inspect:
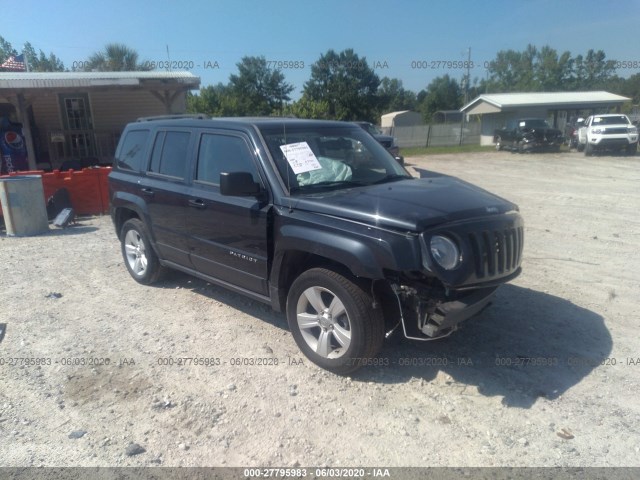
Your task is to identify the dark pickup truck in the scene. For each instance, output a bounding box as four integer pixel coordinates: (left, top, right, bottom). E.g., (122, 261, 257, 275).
(494, 118, 563, 152)
(354, 121, 404, 165)
(109, 117, 524, 374)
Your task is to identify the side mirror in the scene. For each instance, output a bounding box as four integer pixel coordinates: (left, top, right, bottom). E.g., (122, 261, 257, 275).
(220, 171, 262, 197)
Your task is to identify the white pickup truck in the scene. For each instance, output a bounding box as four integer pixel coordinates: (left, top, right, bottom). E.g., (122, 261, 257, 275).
(577, 113, 638, 156)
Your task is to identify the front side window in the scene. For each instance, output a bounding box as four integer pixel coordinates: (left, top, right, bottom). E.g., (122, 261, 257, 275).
(196, 134, 259, 185)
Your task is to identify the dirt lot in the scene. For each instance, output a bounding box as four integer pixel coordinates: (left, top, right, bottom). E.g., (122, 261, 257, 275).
(1, 150, 639, 468)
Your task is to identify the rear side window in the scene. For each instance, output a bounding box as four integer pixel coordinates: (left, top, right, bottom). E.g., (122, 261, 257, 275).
(196, 134, 259, 185)
(148, 131, 191, 179)
(116, 130, 149, 171)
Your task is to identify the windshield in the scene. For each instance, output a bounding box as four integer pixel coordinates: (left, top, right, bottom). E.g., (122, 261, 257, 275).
(593, 115, 630, 125)
(519, 119, 551, 128)
(360, 123, 381, 135)
(259, 124, 409, 193)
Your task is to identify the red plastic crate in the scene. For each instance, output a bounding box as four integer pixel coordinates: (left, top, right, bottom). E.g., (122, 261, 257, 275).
(0, 167, 112, 217)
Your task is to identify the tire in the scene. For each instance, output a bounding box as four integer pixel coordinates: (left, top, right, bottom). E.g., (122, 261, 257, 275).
(584, 142, 593, 157)
(495, 136, 502, 151)
(286, 268, 384, 374)
(627, 142, 638, 156)
(120, 218, 164, 285)
(576, 142, 584, 152)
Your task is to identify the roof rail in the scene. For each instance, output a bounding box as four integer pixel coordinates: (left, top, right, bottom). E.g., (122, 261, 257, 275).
(136, 114, 209, 122)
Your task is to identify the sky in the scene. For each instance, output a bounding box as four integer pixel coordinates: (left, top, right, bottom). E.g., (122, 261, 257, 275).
(3, 0, 640, 99)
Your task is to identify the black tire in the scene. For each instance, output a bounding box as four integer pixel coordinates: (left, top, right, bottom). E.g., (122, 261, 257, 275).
(120, 218, 164, 285)
(286, 268, 384, 374)
(576, 142, 584, 152)
(584, 142, 593, 157)
(627, 142, 638, 156)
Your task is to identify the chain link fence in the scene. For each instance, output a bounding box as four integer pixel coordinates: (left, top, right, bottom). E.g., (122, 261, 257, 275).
(383, 121, 481, 148)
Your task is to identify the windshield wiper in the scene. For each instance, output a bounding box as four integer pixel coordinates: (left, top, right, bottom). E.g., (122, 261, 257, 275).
(370, 174, 412, 185)
(292, 180, 368, 191)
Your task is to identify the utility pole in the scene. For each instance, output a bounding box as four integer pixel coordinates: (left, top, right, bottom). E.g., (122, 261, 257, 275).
(460, 47, 471, 146)
(463, 47, 471, 107)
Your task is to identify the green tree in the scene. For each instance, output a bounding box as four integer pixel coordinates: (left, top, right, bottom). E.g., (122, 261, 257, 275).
(228, 56, 294, 116)
(0, 36, 64, 71)
(377, 77, 417, 116)
(303, 49, 380, 121)
(485, 44, 538, 92)
(82, 43, 150, 71)
(283, 95, 331, 119)
(0, 35, 17, 62)
(417, 75, 462, 122)
(620, 72, 640, 104)
(23, 42, 64, 71)
(572, 49, 616, 90)
(534, 46, 573, 90)
(482, 45, 618, 93)
(186, 84, 238, 116)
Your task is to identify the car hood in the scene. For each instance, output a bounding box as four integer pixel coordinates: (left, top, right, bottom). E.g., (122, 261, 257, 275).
(287, 174, 518, 231)
(374, 134, 395, 143)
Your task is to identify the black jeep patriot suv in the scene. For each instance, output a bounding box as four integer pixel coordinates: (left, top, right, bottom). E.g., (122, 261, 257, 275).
(109, 117, 524, 373)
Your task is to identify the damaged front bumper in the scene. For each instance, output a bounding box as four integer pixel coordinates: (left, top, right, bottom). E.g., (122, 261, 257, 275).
(391, 283, 498, 340)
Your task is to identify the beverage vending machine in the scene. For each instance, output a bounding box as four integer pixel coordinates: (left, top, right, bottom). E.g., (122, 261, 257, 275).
(0, 117, 29, 174)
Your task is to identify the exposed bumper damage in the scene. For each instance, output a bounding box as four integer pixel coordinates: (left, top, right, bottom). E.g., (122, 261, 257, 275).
(390, 282, 498, 341)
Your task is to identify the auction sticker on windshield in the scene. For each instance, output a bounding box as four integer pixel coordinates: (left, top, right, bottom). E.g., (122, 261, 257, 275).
(280, 142, 322, 174)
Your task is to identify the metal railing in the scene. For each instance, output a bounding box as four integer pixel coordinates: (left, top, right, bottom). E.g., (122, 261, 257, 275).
(47, 129, 120, 167)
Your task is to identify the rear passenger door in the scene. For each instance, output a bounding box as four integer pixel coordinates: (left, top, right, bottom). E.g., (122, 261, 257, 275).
(138, 129, 193, 267)
(185, 130, 270, 296)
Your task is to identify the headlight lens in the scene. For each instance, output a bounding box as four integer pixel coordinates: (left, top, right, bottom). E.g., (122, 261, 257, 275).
(430, 235, 460, 270)
(628, 126, 638, 134)
(591, 128, 602, 134)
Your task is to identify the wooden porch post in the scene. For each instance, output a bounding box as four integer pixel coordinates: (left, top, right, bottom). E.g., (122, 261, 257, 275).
(14, 93, 38, 171)
(149, 89, 183, 114)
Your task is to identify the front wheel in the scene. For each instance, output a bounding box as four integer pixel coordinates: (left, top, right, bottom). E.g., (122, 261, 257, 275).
(120, 218, 164, 285)
(584, 142, 593, 157)
(286, 268, 384, 374)
(627, 142, 638, 156)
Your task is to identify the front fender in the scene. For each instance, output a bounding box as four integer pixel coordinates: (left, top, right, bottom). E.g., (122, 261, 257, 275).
(275, 223, 386, 279)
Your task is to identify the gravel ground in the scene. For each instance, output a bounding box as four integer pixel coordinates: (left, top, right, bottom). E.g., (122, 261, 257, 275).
(0, 150, 639, 468)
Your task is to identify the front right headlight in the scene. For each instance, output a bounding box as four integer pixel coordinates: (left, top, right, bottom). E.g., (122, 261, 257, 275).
(429, 235, 461, 270)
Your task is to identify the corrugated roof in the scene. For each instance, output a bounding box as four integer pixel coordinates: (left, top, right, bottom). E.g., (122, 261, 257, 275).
(0, 71, 200, 89)
(381, 110, 412, 118)
(461, 91, 630, 112)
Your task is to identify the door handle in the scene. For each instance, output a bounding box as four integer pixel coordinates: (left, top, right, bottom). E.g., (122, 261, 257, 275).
(140, 187, 154, 196)
(188, 198, 206, 209)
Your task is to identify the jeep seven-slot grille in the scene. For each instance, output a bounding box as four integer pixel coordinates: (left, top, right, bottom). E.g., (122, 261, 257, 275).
(468, 226, 524, 279)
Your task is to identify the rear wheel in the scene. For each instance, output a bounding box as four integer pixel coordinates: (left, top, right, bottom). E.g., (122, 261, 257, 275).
(120, 219, 164, 285)
(576, 142, 584, 152)
(286, 268, 384, 374)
